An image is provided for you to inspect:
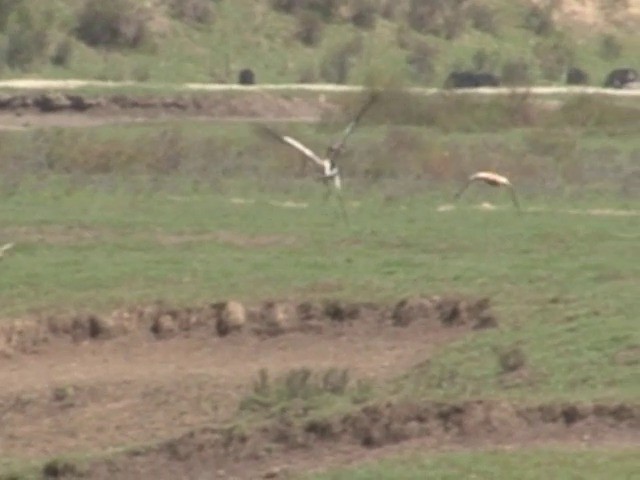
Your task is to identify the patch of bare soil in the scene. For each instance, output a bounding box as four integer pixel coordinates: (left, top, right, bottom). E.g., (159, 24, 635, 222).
(0, 91, 334, 130)
(0, 295, 494, 462)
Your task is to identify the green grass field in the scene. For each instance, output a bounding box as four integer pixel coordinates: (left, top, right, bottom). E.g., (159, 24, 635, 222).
(305, 449, 640, 480)
(0, 108, 638, 478)
(1, 118, 638, 405)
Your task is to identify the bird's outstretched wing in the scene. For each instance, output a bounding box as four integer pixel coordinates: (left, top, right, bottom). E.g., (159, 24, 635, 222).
(327, 92, 379, 159)
(254, 124, 325, 168)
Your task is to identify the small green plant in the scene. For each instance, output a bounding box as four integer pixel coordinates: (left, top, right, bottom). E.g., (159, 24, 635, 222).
(239, 367, 356, 415)
(496, 345, 527, 374)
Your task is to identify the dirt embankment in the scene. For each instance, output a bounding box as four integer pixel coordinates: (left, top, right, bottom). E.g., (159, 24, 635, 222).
(0, 90, 332, 125)
(0, 295, 495, 466)
(78, 400, 640, 480)
(0, 295, 495, 357)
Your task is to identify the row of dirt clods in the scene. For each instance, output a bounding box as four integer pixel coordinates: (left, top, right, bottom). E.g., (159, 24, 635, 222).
(0, 295, 497, 356)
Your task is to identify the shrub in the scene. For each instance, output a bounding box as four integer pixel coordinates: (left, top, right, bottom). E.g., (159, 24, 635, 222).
(522, 2, 556, 36)
(406, 39, 438, 84)
(294, 10, 323, 46)
(350, 0, 377, 29)
(468, 2, 498, 35)
(496, 346, 526, 374)
(407, 0, 469, 40)
(501, 59, 532, 86)
(320, 35, 363, 84)
(167, 0, 215, 25)
(599, 34, 622, 60)
(3, 3, 49, 70)
(270, 0, 301, 14)
(380, 0, 399, 20)
(239, 367, 355, 414)
(74, 0, 151, 49)
(270, 0, 339, 21)
(50, 38, 73, 67)
(304, 0, 340, 21)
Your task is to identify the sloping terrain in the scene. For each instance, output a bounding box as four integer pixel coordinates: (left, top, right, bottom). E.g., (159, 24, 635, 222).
(0, 0, 637, 86)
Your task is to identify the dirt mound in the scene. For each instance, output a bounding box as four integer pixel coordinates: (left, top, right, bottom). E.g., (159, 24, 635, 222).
(0, 91, 331, 120)
(0, 295, 497, 356)
(85, 399, 640, 480)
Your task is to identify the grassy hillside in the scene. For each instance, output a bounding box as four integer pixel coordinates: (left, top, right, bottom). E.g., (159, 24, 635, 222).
(0, 0, 638, 86)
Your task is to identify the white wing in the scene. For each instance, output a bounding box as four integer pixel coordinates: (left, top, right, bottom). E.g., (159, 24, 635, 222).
(280, 135, 325, 169)
(254, 124, 326, 169)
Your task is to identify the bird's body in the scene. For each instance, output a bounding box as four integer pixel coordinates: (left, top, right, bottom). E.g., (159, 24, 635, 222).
(454, 171, 521, 211)
(255, 93, 378, 222)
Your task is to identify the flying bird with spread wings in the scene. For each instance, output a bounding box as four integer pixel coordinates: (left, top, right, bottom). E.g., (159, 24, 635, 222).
(454, 171, 521, 211)
(255, 93, 378, 222)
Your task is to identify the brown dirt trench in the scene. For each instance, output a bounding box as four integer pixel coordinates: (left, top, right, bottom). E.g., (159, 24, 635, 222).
(1, 297, 637, 480)
(0, 297, 473, 463)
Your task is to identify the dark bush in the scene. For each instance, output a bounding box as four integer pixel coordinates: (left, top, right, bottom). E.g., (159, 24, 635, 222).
(522, 3, 555, 36)
(304, 0, 340, 21)
(270, 0, 339, 21)
(566, 67, 589, 85)
(167, 0, 215, 25)
(270, 0, 301, 14)
(238, 68, 255, 85)
(50, 38, 73, 67)
(350, 0, 377, 29)
(294, 10, 323, 46)
(74, 0, 150, 49)
(407, 0, 469, 39)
